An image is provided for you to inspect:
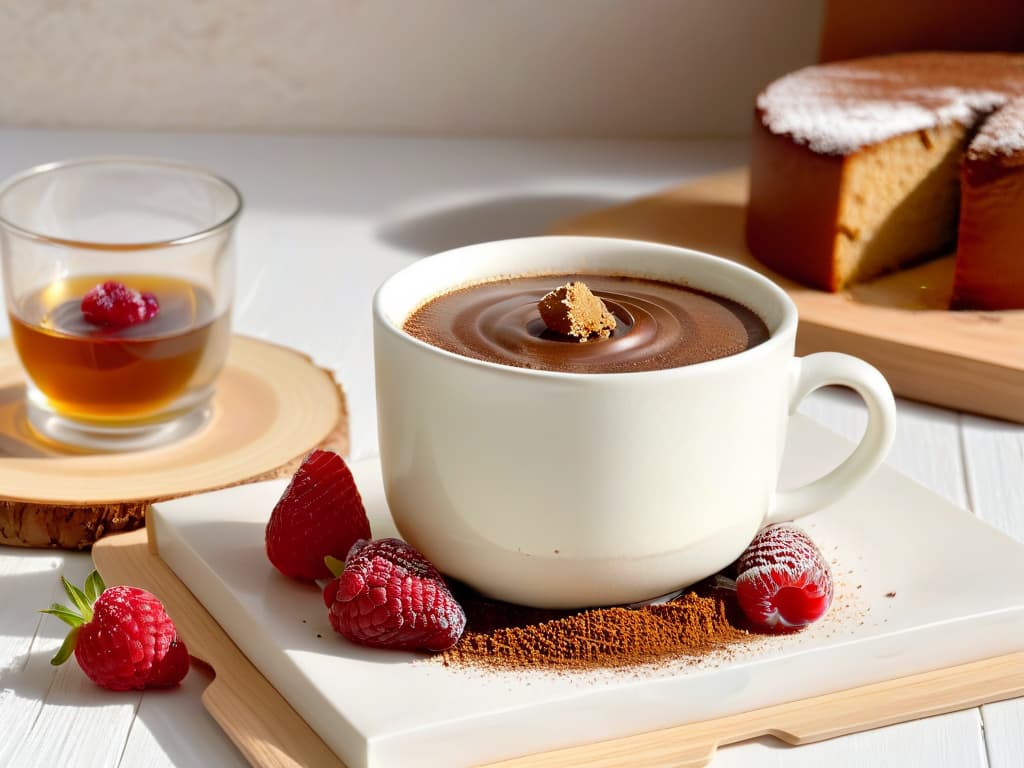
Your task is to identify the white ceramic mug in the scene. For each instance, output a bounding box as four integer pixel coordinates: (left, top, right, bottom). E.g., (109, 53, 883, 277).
(373, 236, 896, 608)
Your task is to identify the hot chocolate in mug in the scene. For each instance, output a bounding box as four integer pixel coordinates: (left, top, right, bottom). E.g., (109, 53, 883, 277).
(373, 236, 896, 608)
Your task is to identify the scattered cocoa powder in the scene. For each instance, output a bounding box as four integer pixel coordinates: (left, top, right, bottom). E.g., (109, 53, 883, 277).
(441, 588, 750, 671)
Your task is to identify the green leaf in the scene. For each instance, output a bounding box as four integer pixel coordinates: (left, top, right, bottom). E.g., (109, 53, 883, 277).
(40, 604, 84, 628)
(61, 576, 93, 623)
(50, 625, 80, 666)
(84, 571, 105, 604)
(324, 555, 346, 578)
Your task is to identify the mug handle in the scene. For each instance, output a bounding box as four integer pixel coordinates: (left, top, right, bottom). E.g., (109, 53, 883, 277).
(766, 352, 897, 524)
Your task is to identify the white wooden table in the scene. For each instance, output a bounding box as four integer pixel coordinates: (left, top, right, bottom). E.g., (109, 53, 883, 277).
(0, 129, 1020, 768)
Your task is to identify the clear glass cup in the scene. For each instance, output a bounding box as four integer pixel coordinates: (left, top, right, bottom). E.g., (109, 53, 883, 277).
(0, 157, 241, 451)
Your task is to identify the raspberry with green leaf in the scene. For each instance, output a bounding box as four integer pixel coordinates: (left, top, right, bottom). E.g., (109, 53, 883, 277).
(41, 571, 188, 691)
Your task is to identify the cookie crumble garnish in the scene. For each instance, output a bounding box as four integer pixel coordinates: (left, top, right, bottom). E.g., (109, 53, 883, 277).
(538, 282, 616, 341)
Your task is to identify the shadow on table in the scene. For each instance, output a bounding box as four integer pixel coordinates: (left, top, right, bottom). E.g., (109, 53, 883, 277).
(377, 192, 623, 256)
(131, 663, 251, 767)
(0, 644, 247, 765)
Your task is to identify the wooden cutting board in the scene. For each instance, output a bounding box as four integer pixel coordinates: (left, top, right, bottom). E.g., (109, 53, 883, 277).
(551, 168, 1024, 424)
(92, 525, 1024, 768)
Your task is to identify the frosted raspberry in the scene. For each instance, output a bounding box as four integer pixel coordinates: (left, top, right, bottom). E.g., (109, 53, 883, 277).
(41, 571, 188, 690)
(81, 281, 160, 328)
(734, 524, 833, 632)
(322, 538, 466, 652)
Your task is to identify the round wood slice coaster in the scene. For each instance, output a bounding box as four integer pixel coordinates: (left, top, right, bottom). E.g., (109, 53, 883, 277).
(0, 335, 348, 549)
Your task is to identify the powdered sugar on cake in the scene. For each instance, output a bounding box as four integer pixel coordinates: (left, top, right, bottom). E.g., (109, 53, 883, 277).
(757, 56, 1020, 155)
(760, 95, 942, 155)
(969, 98, 1024, 159)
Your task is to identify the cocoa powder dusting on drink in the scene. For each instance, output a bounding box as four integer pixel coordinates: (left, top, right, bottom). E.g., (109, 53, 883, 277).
(441, 588, 750, 671)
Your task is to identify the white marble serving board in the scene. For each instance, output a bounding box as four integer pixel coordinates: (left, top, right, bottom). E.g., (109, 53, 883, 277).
(150, 414, 1024, 768)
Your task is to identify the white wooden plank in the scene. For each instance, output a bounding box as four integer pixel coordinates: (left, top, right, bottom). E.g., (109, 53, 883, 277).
(961, 413, 1024, 768)
(962, 414, 1024, 541)
(1, 552, 140, 766)
(117, 665, 248, 768)
(0, 650, 56, 766)
(0, 577, 62, 768)
(3, 655, 139, 767)
(0, 550, 65, 672)
(0, 551, 86, 766)
(711, 710, 988, 767)
(982, 699, 1024, 768)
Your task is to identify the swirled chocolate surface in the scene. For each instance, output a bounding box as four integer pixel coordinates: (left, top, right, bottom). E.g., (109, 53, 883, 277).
(402, 275, 769, 373)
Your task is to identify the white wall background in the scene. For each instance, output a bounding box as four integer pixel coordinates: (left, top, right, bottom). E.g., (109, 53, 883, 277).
(0, 0, 823, 138)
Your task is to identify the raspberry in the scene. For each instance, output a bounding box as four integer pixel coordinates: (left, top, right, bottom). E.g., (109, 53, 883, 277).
(41, 571, 188, 691)
(734, 524, 833, 632)
(323, 538, 466, 652)
(147, 639, 190, 687)
(80, 280, 160, 328)
(266, 449, 372, 582)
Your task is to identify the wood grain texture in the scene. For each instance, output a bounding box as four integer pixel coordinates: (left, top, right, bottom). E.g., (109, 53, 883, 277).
(550, 168, 1024, 424)
(93, 527, 1024, 768)
(0, 335, 348, 549)
(489, 653, 1018, 768)
(0, 502, 149, 550)
(710, 711, 988, 767)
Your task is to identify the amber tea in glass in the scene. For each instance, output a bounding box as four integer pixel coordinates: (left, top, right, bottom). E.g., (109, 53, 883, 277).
(9, 274, 231, 421)
(0, 158, 241, 451)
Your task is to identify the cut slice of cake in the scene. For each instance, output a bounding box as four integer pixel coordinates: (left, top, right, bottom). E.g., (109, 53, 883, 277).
(746, 52, 1024, 309)
(953, 98, 1024, 310)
